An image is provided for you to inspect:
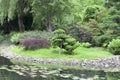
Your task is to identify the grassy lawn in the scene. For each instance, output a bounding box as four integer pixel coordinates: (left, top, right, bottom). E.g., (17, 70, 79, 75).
(12, 46, 113, 60)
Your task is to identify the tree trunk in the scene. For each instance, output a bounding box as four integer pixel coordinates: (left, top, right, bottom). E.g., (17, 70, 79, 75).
(18, 14, 25, 32)
(47, 16, 52, 32)
(59, 43, 63, 54)
(17, 0, 25, 32)
(59, 48, 62, 55)
(3, 22, 11, 34)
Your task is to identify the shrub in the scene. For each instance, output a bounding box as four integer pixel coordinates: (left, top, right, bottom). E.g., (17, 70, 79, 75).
(11, 33, 20, 44)
(0, 35, 4, 42)
(80, 42, 91, 48)
(66, 25, 92, 43)
(108, 39, 120, 55)
(92, 35, 114, 47)
(11, 31, 53, 44)
(85, 19, 104, 36)
(19, 38, 50, 50)
(51, 29, 80, 54)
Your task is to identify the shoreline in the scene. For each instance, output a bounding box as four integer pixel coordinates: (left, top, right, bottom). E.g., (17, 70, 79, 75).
(0, 45, 120, 70)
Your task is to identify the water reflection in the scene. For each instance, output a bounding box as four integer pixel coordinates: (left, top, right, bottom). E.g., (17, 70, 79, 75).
(0, 65, 120, 80)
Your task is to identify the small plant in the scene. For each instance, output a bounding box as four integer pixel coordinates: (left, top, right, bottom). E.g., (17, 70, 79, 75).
(80, 42, 91, 48)
(108, 39, 120, 55)
(0, 35, 4, 42)
(19, 38, 50, 50)
(11, 33, 20, 44)
(51, 29, 80, 54)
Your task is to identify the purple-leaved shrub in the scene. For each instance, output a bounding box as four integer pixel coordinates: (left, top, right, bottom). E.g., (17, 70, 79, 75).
(19, 38, 50, 50)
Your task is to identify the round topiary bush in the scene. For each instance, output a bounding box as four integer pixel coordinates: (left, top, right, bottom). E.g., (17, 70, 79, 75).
(19, 38, 50, 50)
(108, 39, 120, 55)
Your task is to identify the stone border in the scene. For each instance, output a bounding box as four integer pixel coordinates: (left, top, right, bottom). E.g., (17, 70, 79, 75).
(0, 45, 120, 70)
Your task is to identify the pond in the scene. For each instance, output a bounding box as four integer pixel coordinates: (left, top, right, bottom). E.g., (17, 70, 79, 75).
(0, 65, 120, 80)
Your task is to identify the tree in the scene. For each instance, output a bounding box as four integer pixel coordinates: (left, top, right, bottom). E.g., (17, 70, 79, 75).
(100, 0, 120, 37)
(17, 0, 29, 32)
(83, 5, 105, 22)
(0, 0, 31, 32)
(31, 0, 73, 31)
(92, 0, 120, 47)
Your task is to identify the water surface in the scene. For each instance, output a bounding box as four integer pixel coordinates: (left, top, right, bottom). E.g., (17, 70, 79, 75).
(0, 65, 120, 80)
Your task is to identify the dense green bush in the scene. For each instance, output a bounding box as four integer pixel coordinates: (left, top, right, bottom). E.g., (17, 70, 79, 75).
(66, 25, 92, 43)
(19, 38, 50, 50)
(92, 35, 114, 47)
(51, 29, 80, 54)
(108, 39, 120, 55)
(11, 31, 53, 44)
(85, 19, 104, 36)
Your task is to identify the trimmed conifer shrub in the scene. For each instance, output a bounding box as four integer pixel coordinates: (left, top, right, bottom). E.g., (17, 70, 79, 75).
(51, 29, 80, 54)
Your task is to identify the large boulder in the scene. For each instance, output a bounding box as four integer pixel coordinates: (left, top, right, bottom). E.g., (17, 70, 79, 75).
(0, 56, 13, 65)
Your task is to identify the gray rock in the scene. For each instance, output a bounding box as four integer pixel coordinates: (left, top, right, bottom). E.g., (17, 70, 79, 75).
(0, 56, 13, 65)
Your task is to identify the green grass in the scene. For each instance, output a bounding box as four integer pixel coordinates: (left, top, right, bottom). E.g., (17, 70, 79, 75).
(12, 46, 113, 60)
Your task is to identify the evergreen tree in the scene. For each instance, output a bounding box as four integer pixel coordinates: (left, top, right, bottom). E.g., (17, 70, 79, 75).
(101, 0, 120, 37)
(93, 0, 120, 47)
